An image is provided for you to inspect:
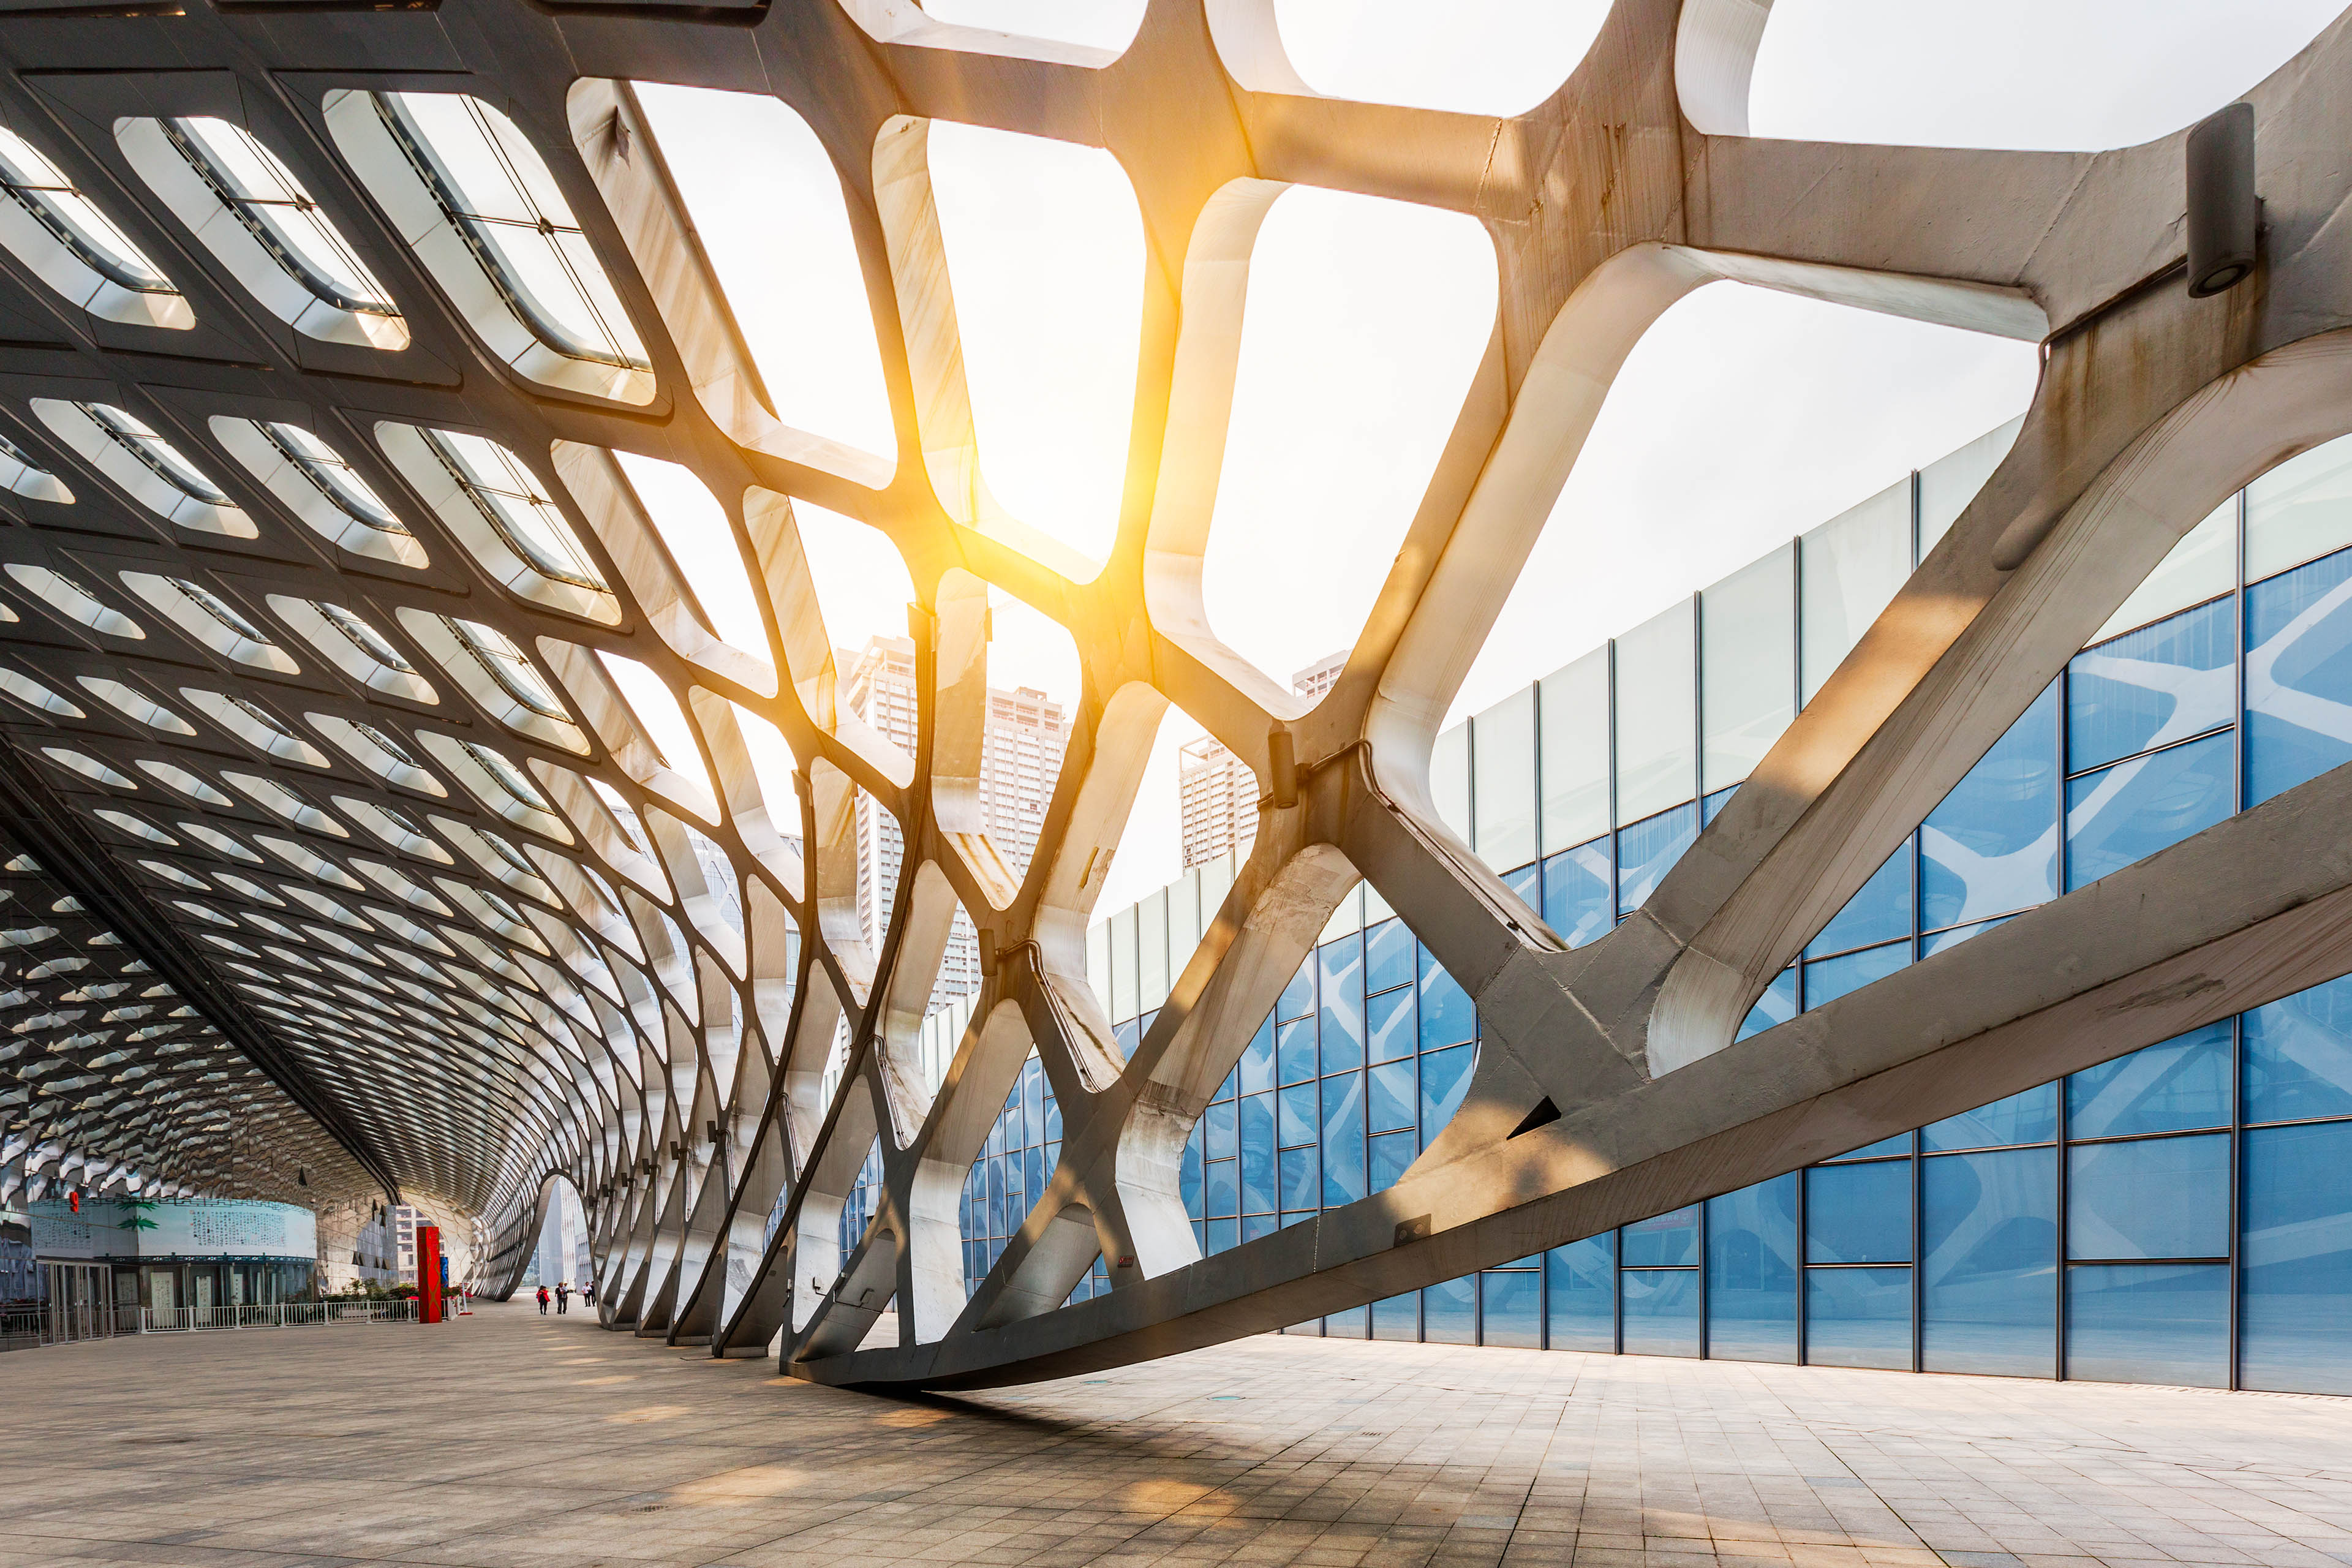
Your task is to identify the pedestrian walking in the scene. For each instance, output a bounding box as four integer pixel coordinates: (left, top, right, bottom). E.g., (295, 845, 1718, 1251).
(556, 1281, 570, 1314)
(536, 1284, 549, 1314)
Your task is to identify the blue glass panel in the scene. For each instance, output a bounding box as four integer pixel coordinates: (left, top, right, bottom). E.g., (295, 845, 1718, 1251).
(1825, 1133, 1910, 1162)
(1501, 861, 1539, 905)
(1808, 845, 1913, 959)
(1277, 959, 1314, 1021)
(1619, 1268, 1700, 1357)
(2065, 1262, 2228, 1387)
(1616, 802, 1698, 920)
(2064, 730, 2233, 891)
(1317, 934, 1365, 1072)
(1922, 1083, 2057, 1151)
(2067, 1135, 2230, 1259)
(1242, 1212, 1276, 1242)
(1417, 947, 1476, 1048)
(1920, 682, 2057, 930)
(1621, 1204, 1700, 1267)
(1371, 1291, 1419, 1341)
(1114, 1017, 1139, 1058)
(1205, 1097, 1237, 1163)
(2068, 597, 2235, 774)
(1802, 941, 1910, 1011)
(1423, 1273, 1476, 1344)
(1204, 1217, 1238, 1255)
(1736, 968, 1797, 1042)
(1705, 1175, 1797, 1364)
(1807, 1161, 1911, 1263)
(1204, 1158, 1237, 1218)
(1541, 839, 1612, 949)
(1276, 1018, 1317, 1086)
(1280, 1210, 1314, 1228)
(1545, 1234, 1615, 1351)
(1805, 1266, 1911, 1369)
(2246, 545, 2352, 806)
(1215, 1067, 1237, 1103)
(1365, 916, 1415, 995)
(1276, 1082, 1317, 1148)
(1240, 1016, 1276, 1096)
(2242, 973, 2352, 1124)
(2241, 1120, 2352, 1395)
(1920, 914, 2013, 956)
(1369, 1129, 1415, 1194)
(1279, 1147, 1317, 1211)
(1020, 1057, 1044, 1135)
(1325, 1304, 1368, 1339)
(1419, 1042, 1474, 1140)
(1481, 1268, 1542, 1348)
(1180, 1131, 1202, 1217)
(2067, 1022, 2231, 1138)
(1921, 1147, 2056, 1376)
(1238, 1095, 1275, 1213)
(1369, 1058, 1415, 1133)
(1366, 985, 1415, 1063)
(1321, 1072, 1366, 1206)
(1702, 784, 1737, 826)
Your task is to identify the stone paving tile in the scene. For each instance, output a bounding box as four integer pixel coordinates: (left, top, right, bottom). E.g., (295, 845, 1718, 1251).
(3, 1305, 2352, 1566)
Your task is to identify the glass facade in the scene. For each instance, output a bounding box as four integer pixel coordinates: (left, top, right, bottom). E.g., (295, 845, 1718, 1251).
(1744, 472, 2352, 1036)
(1075, 969, 2352, 1393)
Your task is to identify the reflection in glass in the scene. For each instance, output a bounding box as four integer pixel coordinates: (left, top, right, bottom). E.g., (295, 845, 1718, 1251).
(2067, 1023, 2230, 1139)
(1540, 837, 1611, 948)
(1621, 1205, 1700, 1268)
(1806, 1266, 1910, 1370)
(1423, 1273, 1475, 1344)
(2067, 1136, 2230, 1261)
(1616, 802, 1697, 920)
(2067, 597, 2234, 774)
(2240, 1120, 2352, 1395)
(2065, 1262, 2227, 1387)
(1807, 1161, 1910, 1264)
(2064, 730, 2233, 891)
(1920, 683, 2057, 930)
(1802, 941, 1909, 1011)
(1706, 1175, 1796, 1363)
(1921, 1148, 2054, 1376)
(1922, 1083, 2056, 1152)
(1546, 1233, 1615, 1352)
(2242, 974, 2352, 1124)
(1619, 1267, 1699, 1357)
(2245, 546, 2352, 807)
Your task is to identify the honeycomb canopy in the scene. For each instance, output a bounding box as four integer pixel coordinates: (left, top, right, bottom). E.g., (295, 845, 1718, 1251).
(0, 0, 2346, 1404)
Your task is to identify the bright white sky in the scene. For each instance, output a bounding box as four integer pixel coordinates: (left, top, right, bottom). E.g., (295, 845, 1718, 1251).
(633, 0, 2345, 916)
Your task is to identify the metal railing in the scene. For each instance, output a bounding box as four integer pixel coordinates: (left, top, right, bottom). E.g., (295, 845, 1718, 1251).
(0, 1294, 466, 1348)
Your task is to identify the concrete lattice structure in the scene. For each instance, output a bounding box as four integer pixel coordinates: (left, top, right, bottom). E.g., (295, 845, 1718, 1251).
(0, 0, 2345, 1395)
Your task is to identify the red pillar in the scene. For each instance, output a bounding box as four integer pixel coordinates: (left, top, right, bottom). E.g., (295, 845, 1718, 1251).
(416, 1224, 443, 1324)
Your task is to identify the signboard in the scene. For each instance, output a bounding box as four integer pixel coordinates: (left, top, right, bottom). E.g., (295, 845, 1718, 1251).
(25, 1199, 317, 1261)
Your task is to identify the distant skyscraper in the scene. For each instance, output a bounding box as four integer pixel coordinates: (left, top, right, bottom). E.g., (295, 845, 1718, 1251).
(1179, 734, 1257, 870)
(840, 635, 1069, 1011)
(1178, 650, 1346, 869)
(1291, 649, 1346, 699)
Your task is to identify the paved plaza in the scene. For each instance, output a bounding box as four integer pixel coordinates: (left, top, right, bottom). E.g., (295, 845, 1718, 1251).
(2, 1303, 2350, 1567)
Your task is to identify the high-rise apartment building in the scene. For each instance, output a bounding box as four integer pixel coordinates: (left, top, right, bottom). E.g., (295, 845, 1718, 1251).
(1179, 735, 1257, 870)
(1177, 650, 1347, 869)
(840, 635, 1069, 1011)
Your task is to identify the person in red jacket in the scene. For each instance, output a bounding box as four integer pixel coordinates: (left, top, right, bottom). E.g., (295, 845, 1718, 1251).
(536, 1284, 549, 1314)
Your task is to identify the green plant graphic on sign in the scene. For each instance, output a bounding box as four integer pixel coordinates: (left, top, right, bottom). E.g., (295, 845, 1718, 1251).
(117, 1198, 159, 1233)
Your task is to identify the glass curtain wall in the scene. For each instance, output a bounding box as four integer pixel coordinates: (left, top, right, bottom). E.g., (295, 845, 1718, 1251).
(1050, 422, 2352, 1391)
